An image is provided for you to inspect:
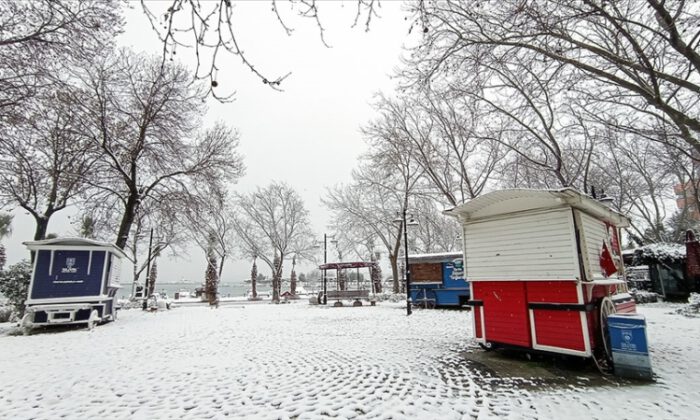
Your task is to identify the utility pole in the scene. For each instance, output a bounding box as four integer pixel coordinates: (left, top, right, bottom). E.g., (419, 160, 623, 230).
(402, 208, 412, 316)
(142, 228, 153, 310)
(323, 233, 328, 305)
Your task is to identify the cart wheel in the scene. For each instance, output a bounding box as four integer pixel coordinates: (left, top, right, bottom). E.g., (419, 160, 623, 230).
(478, 342, 494, 352)
(599, 297, 616, 365)
(415, 289, 436, 309)
(87, 310, 99, 330)
(20, 313, 33, 335)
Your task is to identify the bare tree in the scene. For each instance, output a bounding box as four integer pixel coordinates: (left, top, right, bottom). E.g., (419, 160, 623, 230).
(79, 185, 188, 295)
(0, 1, 121, 120)
(231, 181, 314, 303)
(182, 184, 238, 278)
(76, 49, 244, 249)
(582, 125, 680, 244)
(410, 0, 700, 156)
(411, 198, 461, 254)
(324, 163, 415, 293)
(140, 0, 381, 99)
(0, 89, 98, 241)
(368, 93, 503, 206)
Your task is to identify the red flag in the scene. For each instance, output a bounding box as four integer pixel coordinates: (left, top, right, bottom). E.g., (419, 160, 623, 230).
(600, 242, 618, 277)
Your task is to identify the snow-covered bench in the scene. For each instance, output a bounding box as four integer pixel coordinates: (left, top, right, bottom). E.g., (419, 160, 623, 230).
(325, 290, 371, 307)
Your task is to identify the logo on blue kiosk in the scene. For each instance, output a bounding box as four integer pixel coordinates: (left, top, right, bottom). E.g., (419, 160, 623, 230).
(450, 258, 464, 280)
(621, 329, 637, 351)
(61, 257, 77, 274)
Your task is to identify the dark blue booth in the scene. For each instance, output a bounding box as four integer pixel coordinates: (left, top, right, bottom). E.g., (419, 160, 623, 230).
(22, 238, 126, 329)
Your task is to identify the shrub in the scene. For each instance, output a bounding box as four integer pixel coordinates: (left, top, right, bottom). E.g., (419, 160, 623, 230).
(0, 260, 32, 318)
(0, 305, 12, 323)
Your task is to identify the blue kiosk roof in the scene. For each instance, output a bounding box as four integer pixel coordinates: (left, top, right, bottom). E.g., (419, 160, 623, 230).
(23, 237, 128, 260)
(408, 252, 463, 264)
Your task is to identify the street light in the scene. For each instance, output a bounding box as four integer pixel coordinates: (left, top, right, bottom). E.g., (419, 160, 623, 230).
(394, 209, 418, 316)
(319, 234, 337, 305)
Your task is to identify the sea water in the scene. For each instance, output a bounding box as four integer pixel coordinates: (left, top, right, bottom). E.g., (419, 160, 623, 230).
(117, 283, 256, 300)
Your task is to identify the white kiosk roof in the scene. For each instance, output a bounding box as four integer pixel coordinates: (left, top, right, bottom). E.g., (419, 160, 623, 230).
(444, 188, 630, 228)
(23, 237, 129, 259)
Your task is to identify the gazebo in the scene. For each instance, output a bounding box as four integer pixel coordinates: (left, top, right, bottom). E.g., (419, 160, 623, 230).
(318, 261, 377, 306)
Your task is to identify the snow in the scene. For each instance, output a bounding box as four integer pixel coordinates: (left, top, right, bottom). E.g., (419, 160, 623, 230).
(408, 252, 462, 262)
(1, 302, 699, 419)
(676, 293, 700, 317)
(634, 242, 686, 262)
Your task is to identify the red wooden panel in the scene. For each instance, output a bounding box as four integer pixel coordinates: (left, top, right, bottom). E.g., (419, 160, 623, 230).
(526, 281, 579, 303)
(585, 284, 616, 304)
(586, 310, 600, 349)
(532, 309, 586, 351)
(615, 301, 636, 314)
(474, 307, 482, 338)
(475, 281, 531, 348)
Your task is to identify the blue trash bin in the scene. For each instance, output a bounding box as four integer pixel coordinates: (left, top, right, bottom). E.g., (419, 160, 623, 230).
(607, 313, 653, 379)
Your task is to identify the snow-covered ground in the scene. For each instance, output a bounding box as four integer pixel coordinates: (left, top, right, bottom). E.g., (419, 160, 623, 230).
(1, 302, 699, 419)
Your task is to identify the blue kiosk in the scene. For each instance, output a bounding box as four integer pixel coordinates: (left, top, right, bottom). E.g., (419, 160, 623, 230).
(408, 252, 470, 308)
(22, 238, 126, 329)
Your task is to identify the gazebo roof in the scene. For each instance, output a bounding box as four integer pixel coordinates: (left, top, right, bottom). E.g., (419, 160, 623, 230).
(318, 261, 377, 270)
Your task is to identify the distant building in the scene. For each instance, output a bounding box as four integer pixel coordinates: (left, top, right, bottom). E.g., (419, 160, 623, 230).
(674, 181, 700, 221)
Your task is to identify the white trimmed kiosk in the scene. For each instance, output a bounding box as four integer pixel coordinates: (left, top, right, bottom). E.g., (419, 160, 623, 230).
(445, 188, 635, 366)
(22, 238, 126, 330)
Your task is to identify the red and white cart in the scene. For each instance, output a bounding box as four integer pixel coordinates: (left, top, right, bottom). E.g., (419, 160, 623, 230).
(446, 188, 634, 361)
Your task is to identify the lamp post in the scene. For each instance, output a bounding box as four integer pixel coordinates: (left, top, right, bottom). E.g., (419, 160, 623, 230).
(321, 233, 337, 305)
(395, 208, 418, 316)
(142, 228, 154, 310)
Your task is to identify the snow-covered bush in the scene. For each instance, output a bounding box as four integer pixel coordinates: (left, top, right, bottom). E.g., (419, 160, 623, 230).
(633, 243, 686, 264)
(676, 293, 700, 317)
(0, 304, 12, 323)
(373, 292, 406, 303)
(0, 260, 31, 319)
(630, 290, 660, 304)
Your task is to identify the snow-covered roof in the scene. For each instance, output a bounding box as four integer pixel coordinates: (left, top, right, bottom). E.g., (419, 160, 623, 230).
(444, 188, 630, 227)
(408, 252, 463, 264)
(23, 237, 128, 259)
(634, 243, 686, 263)
(319, 261, 377, 270)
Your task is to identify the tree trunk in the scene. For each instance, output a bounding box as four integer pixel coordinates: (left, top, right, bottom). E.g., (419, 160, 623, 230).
(33, 216, 49, 241)
(218, 255, 226, 279)
(272, 262, 283, 303)
(115, 192, 138, 249)
(390, 254, 399, 293)
(272, 254, 284, 303)
(252, 277, 257, 299)
(272, 277, 279, 302)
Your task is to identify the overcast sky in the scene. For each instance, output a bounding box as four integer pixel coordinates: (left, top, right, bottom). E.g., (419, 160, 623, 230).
(4, 1, 417, 285)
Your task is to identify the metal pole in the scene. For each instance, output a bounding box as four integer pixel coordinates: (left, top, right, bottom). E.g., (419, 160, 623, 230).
(143, 228, 153, 310)
(323, 233, 328, 305)
(403, 208, 412, 316)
